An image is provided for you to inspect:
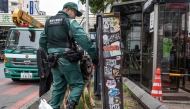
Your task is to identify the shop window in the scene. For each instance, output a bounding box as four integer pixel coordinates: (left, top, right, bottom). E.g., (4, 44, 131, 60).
(111, 1, 144, 83)
(157, 3, 190, 89)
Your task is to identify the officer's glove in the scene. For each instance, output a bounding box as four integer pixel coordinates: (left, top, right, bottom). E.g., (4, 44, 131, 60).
(92, 58, 99, 66)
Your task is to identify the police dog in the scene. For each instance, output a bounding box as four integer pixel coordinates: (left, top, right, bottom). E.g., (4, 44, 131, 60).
(62, 55, 95, 109)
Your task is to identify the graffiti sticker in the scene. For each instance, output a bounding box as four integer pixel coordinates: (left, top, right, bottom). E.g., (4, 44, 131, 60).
(109, 104, 120, 109)
(106, 79, 117, 89)
(102, 17, 120, 33)
(113, 68, 121, 77)
(114, 65, 120, 69)
(103, 18, 111, 33)
(109, 88, 120, 97)
(110, 17, 120, 33)
(103, 34, 109, 46)
(104, 45, 119, 51)
(109, 96, 121, 104)
(109, 33, 120, 43)
(104, 66, 112, 77)
(114, 97, 121, 104)
(116, 56, 121, 60)
(105, 59, 116, 67)
(115, 76, 122, 83)
(104, 51, 111, 57)
(110, 41, 121, 56)
(103, 33, 120, 46)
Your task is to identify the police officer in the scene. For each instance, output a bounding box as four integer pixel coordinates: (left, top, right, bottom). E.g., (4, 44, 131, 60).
(37, 47, 52, 97)
(39, 2, 98, 109)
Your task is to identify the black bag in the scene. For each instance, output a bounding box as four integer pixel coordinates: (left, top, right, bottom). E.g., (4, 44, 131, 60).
(47, 54, 58, 68)
(63, 51, 82, 62)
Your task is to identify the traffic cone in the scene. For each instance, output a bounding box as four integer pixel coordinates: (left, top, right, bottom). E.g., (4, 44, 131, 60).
(151, 68, 163, 103)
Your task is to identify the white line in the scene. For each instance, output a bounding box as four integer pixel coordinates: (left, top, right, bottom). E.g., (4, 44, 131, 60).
(5, 54, 36, 59)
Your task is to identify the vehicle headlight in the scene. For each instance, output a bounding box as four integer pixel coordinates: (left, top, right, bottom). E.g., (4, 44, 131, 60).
(5, 69, 12, 74)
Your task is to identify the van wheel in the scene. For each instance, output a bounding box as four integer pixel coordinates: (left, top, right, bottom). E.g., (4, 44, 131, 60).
(11, 79, 20, 81)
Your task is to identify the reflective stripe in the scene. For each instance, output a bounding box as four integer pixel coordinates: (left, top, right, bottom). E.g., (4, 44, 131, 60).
(153, 83, 161, 86)
(70, 19, 75, 24)
(5, 54, 36, 58)
(151, 90, 162, 94)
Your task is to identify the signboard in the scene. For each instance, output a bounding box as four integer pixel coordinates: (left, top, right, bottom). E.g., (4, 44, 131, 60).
(22, 0, 29, 14)
(0, 0, 8, 13)
(30, 1, 34, 14)
(169, 3, 186, 10)
(97, 12, 123, 109)
(149, 11, 154, 33)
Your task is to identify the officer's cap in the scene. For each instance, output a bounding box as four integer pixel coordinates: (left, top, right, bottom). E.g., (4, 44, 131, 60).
(63, 2, 82, 17)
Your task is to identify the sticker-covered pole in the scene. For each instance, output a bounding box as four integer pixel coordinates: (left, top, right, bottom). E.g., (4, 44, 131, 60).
(99, 12, 123, 109)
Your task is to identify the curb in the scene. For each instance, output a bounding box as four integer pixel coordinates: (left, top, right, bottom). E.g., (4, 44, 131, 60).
(122, 77, 168, 109)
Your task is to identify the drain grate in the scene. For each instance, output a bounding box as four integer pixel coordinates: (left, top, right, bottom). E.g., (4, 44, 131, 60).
(163, 96, 190, 101)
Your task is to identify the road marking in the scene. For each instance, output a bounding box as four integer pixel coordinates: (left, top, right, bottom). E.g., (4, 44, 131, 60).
(0, 79, 12, 86)
(7, 90, 39, 109)
(2, 84, 34, 95)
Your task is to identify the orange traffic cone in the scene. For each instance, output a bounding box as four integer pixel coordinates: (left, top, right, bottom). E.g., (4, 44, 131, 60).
(151, 68, 163, 103)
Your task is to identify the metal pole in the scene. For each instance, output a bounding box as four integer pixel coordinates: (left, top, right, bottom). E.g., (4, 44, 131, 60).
(85, 0, 89, 33)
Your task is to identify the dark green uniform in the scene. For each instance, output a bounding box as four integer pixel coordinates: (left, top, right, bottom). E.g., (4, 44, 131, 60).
(39, 10, 97, 109)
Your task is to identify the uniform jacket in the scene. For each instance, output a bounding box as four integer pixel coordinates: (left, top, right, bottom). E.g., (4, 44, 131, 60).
(37, 47, 51, 77)
(39, 10, 97, 59)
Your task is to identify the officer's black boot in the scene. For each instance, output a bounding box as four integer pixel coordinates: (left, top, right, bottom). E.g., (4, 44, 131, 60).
(66, 100, 77, 109)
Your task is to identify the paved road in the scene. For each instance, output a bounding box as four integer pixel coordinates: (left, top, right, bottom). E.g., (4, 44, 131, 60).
(0, 61, 40, 109)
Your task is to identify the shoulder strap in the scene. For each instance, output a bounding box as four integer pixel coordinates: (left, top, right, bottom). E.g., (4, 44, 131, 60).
(68, 19, 77, 51)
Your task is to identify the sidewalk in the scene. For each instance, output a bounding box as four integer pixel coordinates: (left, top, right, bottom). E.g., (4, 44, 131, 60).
(21, 77, 190, 109)
(20, 71, 145, 109)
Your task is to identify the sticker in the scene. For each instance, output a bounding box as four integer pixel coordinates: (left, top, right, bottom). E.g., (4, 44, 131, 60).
(102, 17, 120, 33)
(103, 18, 110, 29)
(109, 88, 120, 97)
(115, 76, 122, 83)
(116, 56, 121, 60)
(103, 34, 109, 46)
(109, 96, 121, 104)
(105, 59, 116, 67)
(103, 33, 120, 46)
(106, 79, 116, 89)
(103, 28, 110, 33)
(110, 17, 120, 33)
(103, 41, 121, 57)
(104, 51, 111, 57)
(103, 18, 111, 33)
(109, 33, 120, 43)
(104, 66, 112, 77)
(104, 45, 119, 51)
(109, 97, 114, 104)
(114, 96, 121, 104)
(113, 68, 121, 77)
(109, 104, 120, 109)
(110, 41, 121, 56)
(114, 65, 120, 69)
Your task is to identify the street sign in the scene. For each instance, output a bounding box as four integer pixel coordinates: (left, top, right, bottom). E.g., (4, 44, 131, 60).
(149, 11, 154, 33)
(96, 12, 123, 109)
(30, 1, 33, 15)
